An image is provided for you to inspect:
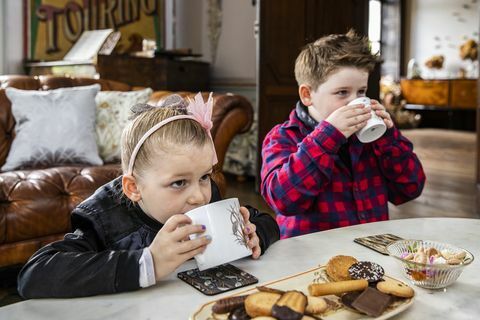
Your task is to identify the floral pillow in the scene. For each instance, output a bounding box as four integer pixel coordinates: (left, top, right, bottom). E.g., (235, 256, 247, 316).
(2, 84, 103, 171)
(95, 88, 152, 162)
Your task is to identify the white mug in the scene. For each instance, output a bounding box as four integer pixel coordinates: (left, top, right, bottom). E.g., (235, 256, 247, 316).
(185, 198, 252, 271)
(348, 97, 387, 143)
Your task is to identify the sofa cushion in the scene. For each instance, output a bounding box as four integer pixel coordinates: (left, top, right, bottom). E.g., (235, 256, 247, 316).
(95, 88, 152, 162)
(2, 84, 102, 171)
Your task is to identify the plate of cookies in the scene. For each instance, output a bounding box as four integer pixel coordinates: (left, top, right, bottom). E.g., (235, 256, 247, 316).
(190, 255, 415, 320)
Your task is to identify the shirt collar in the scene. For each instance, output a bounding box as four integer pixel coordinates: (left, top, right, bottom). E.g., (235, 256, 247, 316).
(295, 101, 318, 129)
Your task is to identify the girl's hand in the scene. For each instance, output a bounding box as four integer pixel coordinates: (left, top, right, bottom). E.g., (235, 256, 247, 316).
(325, 103, 372, 138)
(371, 99, 394, 129)
(240, 206, 261, 259)
(148, 214, 211, 281)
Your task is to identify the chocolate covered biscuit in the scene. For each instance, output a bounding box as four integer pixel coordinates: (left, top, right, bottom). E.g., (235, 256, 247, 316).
(348, 261, 385, 283)
(271, 291, 307, 320)
(228, 306, 251, 320)
(212, 295, 248, 314)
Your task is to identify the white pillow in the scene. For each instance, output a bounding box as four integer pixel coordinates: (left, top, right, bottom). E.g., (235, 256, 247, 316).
(2, 84, 103, 171)
(95, 88, 153, 162)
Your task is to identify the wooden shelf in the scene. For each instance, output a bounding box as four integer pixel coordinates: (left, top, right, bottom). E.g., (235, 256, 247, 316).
(97, 54, 210, 91)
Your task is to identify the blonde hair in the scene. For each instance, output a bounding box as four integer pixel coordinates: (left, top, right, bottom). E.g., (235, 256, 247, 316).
(294, 29, 379, 89)
(121, 102, 210, 178)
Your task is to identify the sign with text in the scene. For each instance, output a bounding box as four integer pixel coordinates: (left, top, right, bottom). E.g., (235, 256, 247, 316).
(25, 0, 165, 61)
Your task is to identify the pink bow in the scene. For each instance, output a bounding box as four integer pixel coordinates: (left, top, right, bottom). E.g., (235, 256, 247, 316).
(187, 92, 218, 165)
(187, 92, 214, 132)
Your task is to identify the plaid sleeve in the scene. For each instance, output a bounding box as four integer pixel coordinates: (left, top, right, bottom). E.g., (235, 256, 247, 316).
(261, 121, 346, 216)
(373, 127, 426, 205)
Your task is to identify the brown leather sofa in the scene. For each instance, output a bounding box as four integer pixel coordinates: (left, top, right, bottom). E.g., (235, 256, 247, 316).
(0, 75, 253, 268)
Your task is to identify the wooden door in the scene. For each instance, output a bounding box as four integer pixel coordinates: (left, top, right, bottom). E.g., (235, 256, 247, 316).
(476, 5, 480, 195)
(257, 0, 372, 184)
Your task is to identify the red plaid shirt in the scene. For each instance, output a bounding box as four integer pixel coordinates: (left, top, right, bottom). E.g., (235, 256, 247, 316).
(261, 103, 426, 239)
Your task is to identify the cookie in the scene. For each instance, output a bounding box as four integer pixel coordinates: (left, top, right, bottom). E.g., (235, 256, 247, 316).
(305, 296, 327, 314)
(227, 306, 250, 320)
(376, 279, 415, 298)
(348, 261, 385, 283)
(271, 305, 303, 320)
(308, 279, 368, 296)
(212, 295, 248, 314)
(244, 291, 281, 317)
(325, 255, 358, 282)
(274, 290, 307, 314)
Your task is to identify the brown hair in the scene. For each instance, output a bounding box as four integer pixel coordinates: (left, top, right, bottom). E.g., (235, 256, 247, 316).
(294, 29, 380, 89)
(121, 97, 210, 179)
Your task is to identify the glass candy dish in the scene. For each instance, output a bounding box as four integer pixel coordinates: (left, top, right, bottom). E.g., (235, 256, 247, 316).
(386, 240, 473, 289)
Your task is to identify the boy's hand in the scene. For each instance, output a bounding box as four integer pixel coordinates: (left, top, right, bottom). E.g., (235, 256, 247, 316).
(371, 100, 394, 129)
(240, 206, 261, 259)
(148, 214, 211, 281)
(325, 103, 372, 138)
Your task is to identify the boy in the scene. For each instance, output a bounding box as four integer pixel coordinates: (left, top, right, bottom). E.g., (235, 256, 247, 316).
(261, 30, 425, 239)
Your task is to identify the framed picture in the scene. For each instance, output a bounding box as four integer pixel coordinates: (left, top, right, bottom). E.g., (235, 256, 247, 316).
(24, 0, 165, 61)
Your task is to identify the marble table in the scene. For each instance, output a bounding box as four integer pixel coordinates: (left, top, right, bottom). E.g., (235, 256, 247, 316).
(0, 218, 478, 319)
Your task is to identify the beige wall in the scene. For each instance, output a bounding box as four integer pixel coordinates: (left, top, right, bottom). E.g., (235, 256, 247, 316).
(206, 0, 256, 85)
(1, 0, 23, 74)
(406, 0, 479, 78)
(171, 0, 256, 85)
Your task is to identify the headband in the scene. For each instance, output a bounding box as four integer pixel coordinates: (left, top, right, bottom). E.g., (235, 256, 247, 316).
(127, 92, 218, 175)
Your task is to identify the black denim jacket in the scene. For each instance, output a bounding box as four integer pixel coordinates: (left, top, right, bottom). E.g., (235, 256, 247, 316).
(17, 176, 279, 298)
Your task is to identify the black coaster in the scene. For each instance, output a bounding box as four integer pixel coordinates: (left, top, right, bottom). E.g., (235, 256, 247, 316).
(177, 263, 258, 296)
(354, 234, 404, 255)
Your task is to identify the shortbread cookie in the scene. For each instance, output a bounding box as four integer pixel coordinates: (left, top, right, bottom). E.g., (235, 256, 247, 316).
(326, 255, 358, 282)
(308, 279, 368, 296)
(376, 279, 414, 298)
(348, 261, 385, 283)
(273, 290, 307, 314)
(305, 296, 327, 314)
(244, 291, 281, 317)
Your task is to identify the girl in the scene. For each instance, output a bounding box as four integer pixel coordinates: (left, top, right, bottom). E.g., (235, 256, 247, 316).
(17, 93, 280, 298)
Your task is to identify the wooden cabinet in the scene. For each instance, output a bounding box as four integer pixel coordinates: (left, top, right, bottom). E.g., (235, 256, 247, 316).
(97, 54, 210, 91)
(450, 80, 477, 109)
(400, 79, 477, 131)
(400, 79, 477, 109)
(400, 79, 449, 106)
